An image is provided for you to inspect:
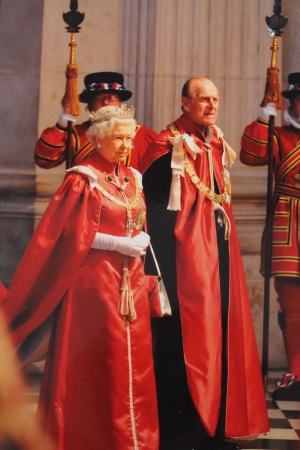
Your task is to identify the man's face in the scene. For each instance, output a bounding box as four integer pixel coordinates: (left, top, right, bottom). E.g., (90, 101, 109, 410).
(181, 79, 219, 128)
(289, 94, 300, 120)
(88, 93, 122, 112)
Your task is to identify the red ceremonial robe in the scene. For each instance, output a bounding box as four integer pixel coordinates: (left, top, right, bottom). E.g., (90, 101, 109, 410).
(1, 152, 159, 450)
(141, 114, 269, 438)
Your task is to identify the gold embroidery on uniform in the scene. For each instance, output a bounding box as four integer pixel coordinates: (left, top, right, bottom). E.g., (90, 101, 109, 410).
(293, 173, 300, 187)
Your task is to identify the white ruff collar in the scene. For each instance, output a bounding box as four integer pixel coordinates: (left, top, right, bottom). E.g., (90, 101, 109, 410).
(283, 109, 300, 130)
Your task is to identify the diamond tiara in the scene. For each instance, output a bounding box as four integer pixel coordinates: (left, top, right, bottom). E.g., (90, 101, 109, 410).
(89, 105, 135, 123)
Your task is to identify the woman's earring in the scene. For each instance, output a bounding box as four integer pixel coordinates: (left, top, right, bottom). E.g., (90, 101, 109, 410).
(97, 142, 102, 148)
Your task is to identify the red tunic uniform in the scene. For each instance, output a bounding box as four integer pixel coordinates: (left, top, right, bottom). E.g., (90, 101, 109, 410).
(35, 121, 157, 171)
(1, 152, 159, 450)
(241, 118, 300, 277)
(241, 118, 300, 378)
(142, 114, 269, 439)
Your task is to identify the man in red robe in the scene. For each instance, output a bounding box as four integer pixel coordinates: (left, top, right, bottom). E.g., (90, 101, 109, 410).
(241, 72, 300, 401)
(35, 71, 157, 171)
(141, 77, 269, 450)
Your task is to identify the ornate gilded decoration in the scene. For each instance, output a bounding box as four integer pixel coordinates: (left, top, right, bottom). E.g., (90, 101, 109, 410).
(184, 153, 230, 204)
(167, 122, 181, 137)
(168, 122, 231, 205)
(95, 170, 141, 211)
(89, 104, 135, 123)
(293, 173, 300, 187)
(128, 210, 145, 234)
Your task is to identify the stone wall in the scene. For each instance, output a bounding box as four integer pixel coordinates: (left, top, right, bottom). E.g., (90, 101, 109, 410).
(0, 0, 44, 286)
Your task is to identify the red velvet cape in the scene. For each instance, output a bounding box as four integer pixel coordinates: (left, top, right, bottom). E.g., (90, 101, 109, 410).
(1, 152, 159, 450)
(142, 114, 269, 438)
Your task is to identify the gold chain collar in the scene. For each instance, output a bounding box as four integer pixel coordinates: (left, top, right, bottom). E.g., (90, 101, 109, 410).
(95, 170, 141, 210)
(167, 122, 229, 204)
(184, 153, 228, 204)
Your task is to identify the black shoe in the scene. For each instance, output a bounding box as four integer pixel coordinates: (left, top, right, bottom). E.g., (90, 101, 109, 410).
(272, 381, 300, 401)
(204, 438, 241, 450)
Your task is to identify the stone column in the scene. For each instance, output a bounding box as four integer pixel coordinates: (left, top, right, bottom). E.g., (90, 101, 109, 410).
(282, 1, 300, 80)
(121, 0, 158, 129)
(0, 0, 44, 286)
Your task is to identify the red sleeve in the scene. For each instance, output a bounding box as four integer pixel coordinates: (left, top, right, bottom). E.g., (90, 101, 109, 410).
(35, 122, 95, 169)
(35, 123, 68, 169)
(128, 125, 158, 171)
(240, 118, 279, 166)
(1, 173, 102, 345)
(139, 129, 173, 174)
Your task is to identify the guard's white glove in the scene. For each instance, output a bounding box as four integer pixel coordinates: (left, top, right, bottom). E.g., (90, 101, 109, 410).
(259, 102, 277, 121)
(91, 231, 150, 257)
(58, 109, 77, 127)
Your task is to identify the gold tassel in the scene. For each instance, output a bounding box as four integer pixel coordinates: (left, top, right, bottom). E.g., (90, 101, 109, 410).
(61, 63, 80, 116)
(119, 268, 137, 322)
(260, 67, 285, 110)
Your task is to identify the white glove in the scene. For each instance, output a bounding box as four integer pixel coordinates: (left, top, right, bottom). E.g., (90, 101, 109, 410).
(259, 102, 277, 121)
(91, 231, 150, 257)
(58, 109, 77, 127)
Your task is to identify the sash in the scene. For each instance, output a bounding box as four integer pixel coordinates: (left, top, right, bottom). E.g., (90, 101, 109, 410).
(277, 143, 300, 181)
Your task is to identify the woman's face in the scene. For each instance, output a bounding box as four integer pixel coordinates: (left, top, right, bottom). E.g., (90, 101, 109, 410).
(97, 123, 135, 164)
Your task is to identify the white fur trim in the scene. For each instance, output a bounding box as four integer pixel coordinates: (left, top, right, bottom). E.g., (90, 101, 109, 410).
(66, 165, 98, 189)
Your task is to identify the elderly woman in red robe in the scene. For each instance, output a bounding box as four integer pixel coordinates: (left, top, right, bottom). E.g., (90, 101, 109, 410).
(0, 105, 159, 450)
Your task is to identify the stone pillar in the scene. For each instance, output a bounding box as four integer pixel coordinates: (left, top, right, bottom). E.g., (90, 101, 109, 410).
(282, 1, 300, 81)
(0, 0, 44, 286)
(121, 0, 158, 129)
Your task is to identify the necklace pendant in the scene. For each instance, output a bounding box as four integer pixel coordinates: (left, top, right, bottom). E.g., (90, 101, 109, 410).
(217, 213, 224, 227)
(127, 210, 145, 234)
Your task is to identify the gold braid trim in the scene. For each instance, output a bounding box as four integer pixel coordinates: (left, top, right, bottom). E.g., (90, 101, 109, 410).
(167, 122, 229, 204)
(167, 122, 181, 136)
